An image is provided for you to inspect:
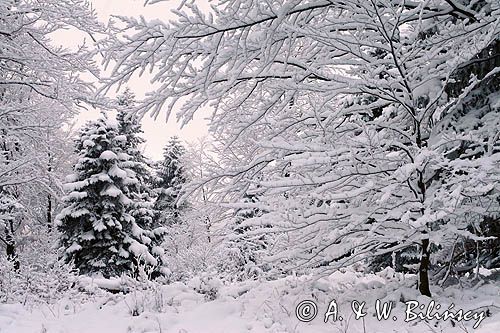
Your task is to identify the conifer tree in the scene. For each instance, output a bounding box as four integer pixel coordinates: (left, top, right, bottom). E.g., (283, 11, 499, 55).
(116, 88, 155, 221)
(56, 114, 159, 278)
(154, 136, 187, 226)
(228, 190, 269, 280)
(116, 89, 167, 277)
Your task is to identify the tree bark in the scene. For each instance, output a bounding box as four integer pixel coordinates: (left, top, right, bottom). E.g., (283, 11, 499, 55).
(5, 221, 20, 271)
(47, 151, 53, 232)
(47, 194, 52, 232)
(419, 238, 432, 297)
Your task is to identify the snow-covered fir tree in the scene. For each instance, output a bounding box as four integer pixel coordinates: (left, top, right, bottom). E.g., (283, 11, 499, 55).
(56, 114, 160, 278)
(227, 190, 270, 280)
(116, 89, 167, 277)
(153, 136, 187, 226)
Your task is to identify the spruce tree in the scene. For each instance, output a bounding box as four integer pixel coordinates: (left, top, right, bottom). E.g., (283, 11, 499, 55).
(116, 89, 167, 277)
(56, 114, 159, 278)
(154, 136, 187, 226)
(228, 190, 269, 280)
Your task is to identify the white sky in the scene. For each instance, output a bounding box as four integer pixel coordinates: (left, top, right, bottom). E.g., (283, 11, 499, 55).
(65, 0, 211, 160)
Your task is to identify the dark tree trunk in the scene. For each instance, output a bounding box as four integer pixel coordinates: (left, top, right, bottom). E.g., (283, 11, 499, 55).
(205, 216, 211, 243)
(47, 194, 52, 232)
(5, 222, 20, 271)
(419, 238, 431, 297)
(47, 151, 53, 232)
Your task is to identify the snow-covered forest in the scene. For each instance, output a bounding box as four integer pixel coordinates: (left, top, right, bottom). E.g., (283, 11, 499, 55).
(0, 0, 499, 332)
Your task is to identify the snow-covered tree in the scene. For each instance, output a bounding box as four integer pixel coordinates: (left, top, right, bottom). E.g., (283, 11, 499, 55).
(226, 190, 271, 280)
(116, 89, 167, 277)
(153, 136, 187, 226)
(56, 114, 160, 278)
(0, 0, 102, 267)
(103, 0, 500, 295)
(116, 89, 152, 183)
(0, 191, 23, 270)
(154, 137, 231, 281)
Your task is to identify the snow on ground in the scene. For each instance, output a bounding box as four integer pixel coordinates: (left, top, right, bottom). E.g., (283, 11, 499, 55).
(0, 269, 498, 333)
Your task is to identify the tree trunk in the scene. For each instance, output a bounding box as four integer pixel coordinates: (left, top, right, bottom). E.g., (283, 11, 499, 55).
(47, 151, 53, 232)
(5, 222, 20, 271)
(419, 238, 431, 297)
(47, 194, 52, 232)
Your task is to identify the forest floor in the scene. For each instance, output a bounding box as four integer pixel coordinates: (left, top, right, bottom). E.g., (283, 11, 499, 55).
(0, 268, 499, 333)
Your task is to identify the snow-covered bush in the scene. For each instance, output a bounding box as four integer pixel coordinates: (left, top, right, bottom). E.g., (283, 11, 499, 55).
(187, 272, 223, 301)
(161, 212, 222, 282)
(0, 230, 78, 307)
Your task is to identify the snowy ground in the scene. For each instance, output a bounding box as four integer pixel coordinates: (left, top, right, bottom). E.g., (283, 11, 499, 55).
(1, 269, 498, 333)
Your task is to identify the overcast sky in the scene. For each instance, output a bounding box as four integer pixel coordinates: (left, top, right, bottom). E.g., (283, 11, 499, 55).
(67, 0, 211, 160)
